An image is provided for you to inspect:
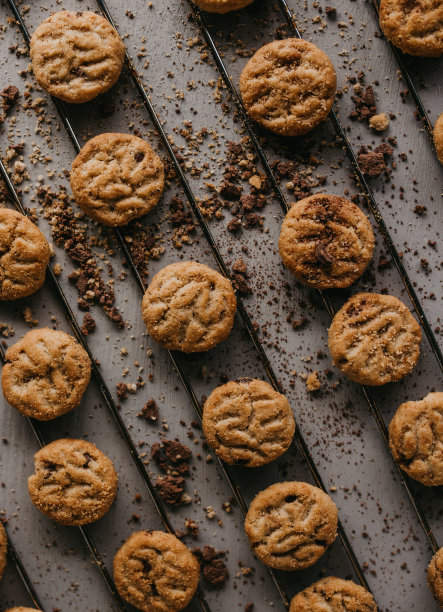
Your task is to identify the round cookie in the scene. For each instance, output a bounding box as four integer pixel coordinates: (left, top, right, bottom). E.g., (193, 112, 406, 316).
(239, 39, 337, 137)
(30, 11, 125, 104)
(28, 438, 117, 525)
(142, 261, 237, 353)
(290, 577, 377, 611)
(278, 194, 375, 289)
(428, 547, 443, 608)
(193, 0, 254, 12)
(70, 133, 165, 226)
(389, 392, 443, 486)
(0, 521, 7, 582)
(0, 208, 50, 301)
(202, 378, 295, 467)
(379, 0, 443, 58)
(328, 293, 421, 386)
(244, 481, 338, 571)
(113, 530, 200, 612)
(434, 112, 443, 166)
(2, 328, 91, 421)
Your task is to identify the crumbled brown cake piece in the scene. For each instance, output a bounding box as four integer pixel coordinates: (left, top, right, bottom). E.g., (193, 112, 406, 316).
(192, 546, 228, 587)
(81, 313, 96, 335)
(116, 382, 128, 400)
(137, 398, 159, 422)
(349, 86, 377, 122)
(156, 475, 185, 506)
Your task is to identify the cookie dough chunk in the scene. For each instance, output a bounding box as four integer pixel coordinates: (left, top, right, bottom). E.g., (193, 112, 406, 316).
(142, 261, 237, 353)
(328, 293, 421, 386)
(429, 547, 443, 608)
(113, 530, 200, 612)
(30, 11, 125, 104)
(279, 194, 374, 289)
(434, 112, 443, 166)
(28, 438, 117, 525)
(193, 0, 254, 12)
(70, 133, 165, 226)
(389, 392, 443, 486)
(379, 0, 443, 57)
(202, 378, 295, 467)
(244, 481, 338, 570)
(290, 577, 377, 611)
(0, 522, 6, 582)
(239, 39, 337, 136)
(2, 328, 91, 421)
(0, 209, 50, 301)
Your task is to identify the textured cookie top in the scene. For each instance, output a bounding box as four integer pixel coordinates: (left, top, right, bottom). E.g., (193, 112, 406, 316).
(70, 133, 165, 226)
(0, 522, 6, 583)
(290, 577, 378, 611)
(2, 328, 91, 421)
(113, 530, 200, 612)
(28, 438, 117, 525)
(142, 261, 237, 353)
(328, 293, 421, 386)
(428, 547, 443, 607)
(279, 194, 374, 289)
(389, 392, 443, 486)
(239, 39, 337, 136)
(244, 481, 338, 570)
(434, 112, 443, 166)
(202, 378, 295, 467)
(379, 0, 443, 57)
(30, 11, 125, 103)
(193, 0, 254, 12)
(0, 208, 50, 301)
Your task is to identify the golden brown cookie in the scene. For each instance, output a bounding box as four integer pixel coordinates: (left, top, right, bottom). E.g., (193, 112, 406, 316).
(30, 11, 125, 104)
(379, 0, 443, 57)
(239, 39, 337, 136)
(0, 522, 6, 582)
(290, 577, 378, 611)
(142, 261, 237, 353)
(0, 208, 50, 301)
(70, 133, 165, 226)
(428, 547, 443, 608)
(328, 293, 421, 386)
(278, 194, 374, 289)
(2, 328, 91, 421)
(193, 0, 254, 12)
(28, 438, 117, 525)
(434, 112, 443, 166)
(202, 378, 295, 467)
(389, 392, 443, 486)
(113, 530, 200, 612)
(244, 481, 338, 570)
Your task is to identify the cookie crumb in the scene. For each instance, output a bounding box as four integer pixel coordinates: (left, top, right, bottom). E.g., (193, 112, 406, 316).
(369, 112, 389, 131)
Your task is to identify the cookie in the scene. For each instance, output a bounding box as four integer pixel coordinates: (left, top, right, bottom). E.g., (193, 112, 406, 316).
(389, 392, 443, 486)
(70, 133, 165, 226)
(0, 208, 50, 301)
(434, 112, 443, 166)
(202, 378, 295, 467)
(278, 194, 375, 289)
(239, 39, 337, 136)
(0, 522, 6, 582)
(113, 530, 200, 612)
(244, 481, 338, 570)
(28, 438, 117, 525)
(290, 577, 377, 611)
(328, 293, 421, 386)
(379, 0, 443, 57)
(142, 261, 237, 353)
(2, 328, 91, 421)
(193, 0, 254, 13)
(30, 11, 125, 104)
(428, 547, 443, 608)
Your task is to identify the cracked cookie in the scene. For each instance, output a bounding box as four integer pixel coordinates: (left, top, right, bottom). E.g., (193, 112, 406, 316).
(70, 133, 165, 226)
(279, 194, 374, 289)
(428, 547, 443, 608)
(389, 392, 443, 486)
(193, 0, 254, 13)
(328, 293, 421, 386)
(142, 261, 237, 353)
(0, 208, 50, 301)
(0, 522, 6, 582)
(113, 530, 200, 612)
(2, 328, 91, 421)
(30, 11, 125, 103)
(379, 0, 443, 57)
(28, 438, 117, 525)
(434, 112, 443, 166)
(290, 576, 377, 611)
(202, 378, 295, 467)
(239, 39, 337, 136)
(244, 481, 338, 570)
